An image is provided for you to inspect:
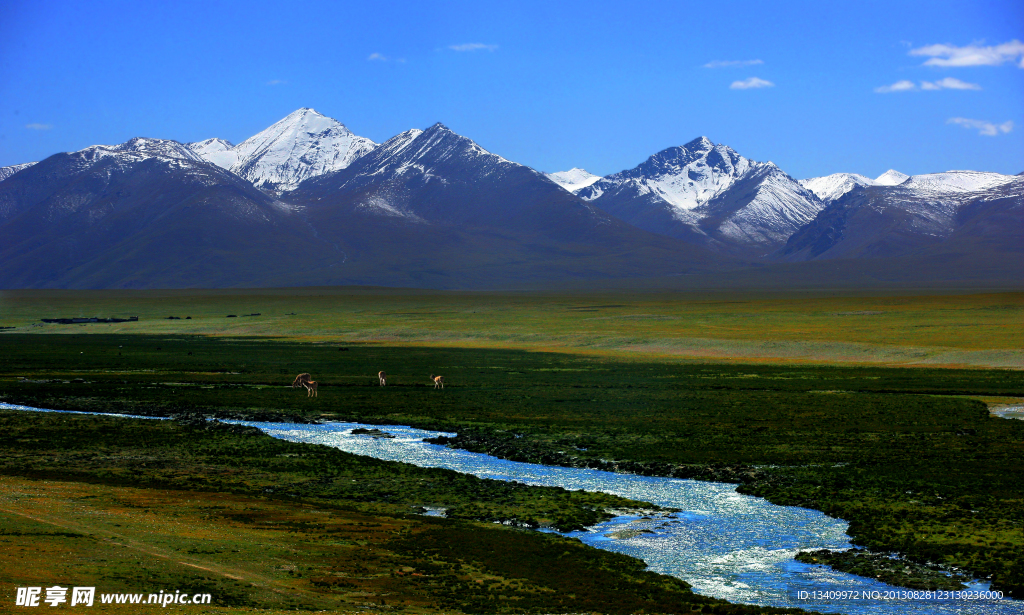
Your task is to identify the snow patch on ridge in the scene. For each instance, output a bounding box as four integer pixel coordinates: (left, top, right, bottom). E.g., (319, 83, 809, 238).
(802, 168, 1016, 202)
(0, 162, 37, 182)
(901, 170, 1016, 193)
(874, 170, 909, 186)
(800, 173, 878, 202)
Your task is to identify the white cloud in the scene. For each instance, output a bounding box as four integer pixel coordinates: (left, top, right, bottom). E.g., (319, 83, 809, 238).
(874, 80, 917, 93)
(729, 77, 774, 90)
(265, 79, 287, 86)
(449, 43, 498, 52)
(875, 78, 981, 93)
(703, 59, 763, 68)
(367, 52, 387, 61)
(926, 77, 981, 90)
(910, 40, 1024, 68)
(947, 117, 1014, 136)
(25, 123, 52, 130)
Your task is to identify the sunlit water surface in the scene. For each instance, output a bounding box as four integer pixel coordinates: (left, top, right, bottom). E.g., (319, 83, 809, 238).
(3, 404, 1018, 614)
(235, 419, 1017, 615)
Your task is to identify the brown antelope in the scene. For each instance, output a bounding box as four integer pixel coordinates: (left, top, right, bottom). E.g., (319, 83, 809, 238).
(378, 371, 387, 386)
(303, 380, 318, 397)
(430, 374, 444, 389)
(292, 373, 312, 388)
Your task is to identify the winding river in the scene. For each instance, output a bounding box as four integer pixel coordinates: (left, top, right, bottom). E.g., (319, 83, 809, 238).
(4, 404, 1018, 615)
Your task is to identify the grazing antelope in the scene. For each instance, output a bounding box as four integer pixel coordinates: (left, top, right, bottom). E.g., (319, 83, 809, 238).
(292, 373, 312, 388)
(303, 380, 318, 397)
(378, 371, 387, 386)
(430, 374, 444, 389)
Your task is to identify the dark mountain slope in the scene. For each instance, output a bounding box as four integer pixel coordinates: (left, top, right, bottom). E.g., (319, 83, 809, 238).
(776, 177, 1023, 263)
(0, 139, 338, 288)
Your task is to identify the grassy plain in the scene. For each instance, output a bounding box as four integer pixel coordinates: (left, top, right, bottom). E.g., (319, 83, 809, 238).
(1, 288, 1023, 610)
(1, 288, 1022, 367)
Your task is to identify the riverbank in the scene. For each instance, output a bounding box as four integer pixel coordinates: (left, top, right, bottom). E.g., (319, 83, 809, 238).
(1, 408, 802, 614)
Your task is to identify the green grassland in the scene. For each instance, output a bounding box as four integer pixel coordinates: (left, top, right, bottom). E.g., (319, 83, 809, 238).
(1, 288, 1023, 609)
(1, 288, 1021, 367)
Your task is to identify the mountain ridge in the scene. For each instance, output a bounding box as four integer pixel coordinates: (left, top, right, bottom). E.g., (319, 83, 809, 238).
(0, 109, 1019, 289)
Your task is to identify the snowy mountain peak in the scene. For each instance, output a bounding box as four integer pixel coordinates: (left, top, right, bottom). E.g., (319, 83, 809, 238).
(225, 108, 378, 192)
(425, 122, 454, 133)
(579, 137, 754, 210)
(683, 136, 715, 152)
(546, 168, 602, 193)
(875, 170, 909, 186)
(576, 138, 825, 250)
(800, 172, 877, 202)
(187, 138, 237, 169)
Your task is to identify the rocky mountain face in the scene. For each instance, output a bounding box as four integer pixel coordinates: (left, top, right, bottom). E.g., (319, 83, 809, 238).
(575, 137, 824, 254)
(189, 108, 377, 193)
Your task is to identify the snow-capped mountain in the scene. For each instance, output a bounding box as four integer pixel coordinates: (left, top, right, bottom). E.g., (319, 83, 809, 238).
(0, 162, 36, 182)
(292, 122, 607, 228)
(189, 108, 377, 193)
(2, 110, 1018, 290)
(800, 173, 882, 203)
(546, 168, 602, 193)
(801, 169, 1017, 203)
(874, 170, 909, 186)
(285, 122, 720, 282)
(0, 135, 340, 289)
(778, 174, 1024, 263)
(575, 137, 824, 252)
(186, 138, 237, 169)
(230, 108, 376, 192)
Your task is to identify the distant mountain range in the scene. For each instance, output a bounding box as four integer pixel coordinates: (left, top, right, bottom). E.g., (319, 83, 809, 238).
(0, 108, 1019, 289)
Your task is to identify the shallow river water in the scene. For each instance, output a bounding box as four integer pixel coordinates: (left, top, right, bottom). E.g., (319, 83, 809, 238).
(4, 404, 1019, 614)
(233, 419, 1018, 615)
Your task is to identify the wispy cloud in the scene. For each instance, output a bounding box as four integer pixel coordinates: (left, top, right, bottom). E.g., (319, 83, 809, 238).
(367, 52, 387, 61)
(449, 43, 498, 52)
(730, 77, 774, 90)
(703, 59, 763, 69)
(265, 79, 287, 86)
(910, 40, 1024, 68)
(947, 118, 1014, 136)
(874, 80, 916, 93)
(923, 77, 981, 90)
(25, 123, 53, 130)
(875, 78, 981, 93)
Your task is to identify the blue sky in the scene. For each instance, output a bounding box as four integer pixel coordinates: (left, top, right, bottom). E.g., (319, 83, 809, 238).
(1, 0, 1021, 179)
